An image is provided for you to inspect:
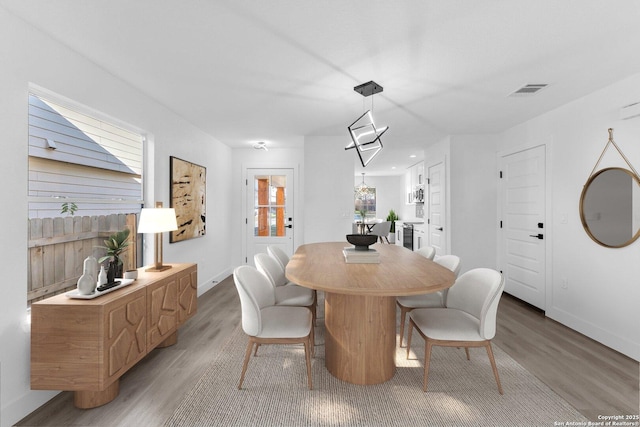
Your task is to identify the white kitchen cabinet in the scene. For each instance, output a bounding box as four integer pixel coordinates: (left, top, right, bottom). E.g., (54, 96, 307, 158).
(405, 170, 413, 204)
(405, 161, 425, 205)
(395, 222, 404, 247)
(414, 161, 424, 186)
(413, 223, 426, 251)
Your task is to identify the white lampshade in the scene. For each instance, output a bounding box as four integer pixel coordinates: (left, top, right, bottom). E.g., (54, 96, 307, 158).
(137, 208, 178, 233)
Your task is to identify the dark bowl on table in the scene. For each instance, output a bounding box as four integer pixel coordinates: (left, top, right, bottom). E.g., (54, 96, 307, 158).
(346, 234, 378, 251)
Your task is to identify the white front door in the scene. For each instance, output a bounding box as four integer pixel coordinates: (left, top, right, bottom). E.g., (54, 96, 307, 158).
(498, 145, 546, 310)
(428, 161, 447, 255)
(245, 169, 294, 265)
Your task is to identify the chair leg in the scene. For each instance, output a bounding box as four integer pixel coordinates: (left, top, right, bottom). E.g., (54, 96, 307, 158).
(398, 306, 411, 348)
(406, 319, 414, 359)
(238, 339, 255, 389)
(384, 236, 390, 244)
(254, 343, 260, 356)
(485, 342, 504, 395)
(464, 347, 470, 360)
(304, 337, 313, 390)
(310, 291, 317, 320)
(423, 340, 433, 392)
(310, 321, 315, 358)
(309, 303, 317, 327)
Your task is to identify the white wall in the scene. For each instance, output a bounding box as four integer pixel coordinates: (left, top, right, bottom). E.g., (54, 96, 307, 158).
(304, 136, 354, 243)
(0, 8, 234, 426)
(499, 73, 640, 361)
(450, 135, 498, 271)
(422, 135, 498, 272)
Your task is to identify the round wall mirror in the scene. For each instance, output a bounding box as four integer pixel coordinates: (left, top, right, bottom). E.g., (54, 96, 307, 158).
(580, 167, 640, 248)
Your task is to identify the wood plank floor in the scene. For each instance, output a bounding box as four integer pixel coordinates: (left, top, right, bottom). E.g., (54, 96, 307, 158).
(17, 276, 639, 426)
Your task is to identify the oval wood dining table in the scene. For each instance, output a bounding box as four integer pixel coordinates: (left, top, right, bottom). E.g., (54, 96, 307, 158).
(286, 241, 456, 385)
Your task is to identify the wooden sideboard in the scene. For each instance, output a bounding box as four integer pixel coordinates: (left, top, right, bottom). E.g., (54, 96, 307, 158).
(30, 263, 197, 408)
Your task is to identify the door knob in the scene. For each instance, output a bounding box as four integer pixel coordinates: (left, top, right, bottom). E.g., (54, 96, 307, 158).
(436, 227, 443, 231)
(529, 233, 543, 239)
(286, 224, 292, 229)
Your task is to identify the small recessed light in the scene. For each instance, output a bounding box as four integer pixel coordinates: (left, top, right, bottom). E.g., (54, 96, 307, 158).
(409, 154, 416, 158)
(391, 166, 396, 170)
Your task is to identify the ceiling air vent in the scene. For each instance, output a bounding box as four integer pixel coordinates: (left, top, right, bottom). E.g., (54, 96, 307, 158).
(509, 84, 548, 97)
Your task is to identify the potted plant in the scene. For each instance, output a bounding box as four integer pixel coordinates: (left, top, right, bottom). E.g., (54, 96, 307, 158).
(98, 228, 131, 282)
(386, 209, 399, 243)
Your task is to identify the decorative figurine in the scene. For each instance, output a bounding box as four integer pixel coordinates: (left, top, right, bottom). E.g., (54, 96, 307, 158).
(77, 256, 97, 295)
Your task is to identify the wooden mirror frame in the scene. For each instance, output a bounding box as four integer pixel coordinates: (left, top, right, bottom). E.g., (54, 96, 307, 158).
(579, 167, 640, 248)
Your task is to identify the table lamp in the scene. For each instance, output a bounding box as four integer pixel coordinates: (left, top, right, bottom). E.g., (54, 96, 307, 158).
(138, 201, 178, 272)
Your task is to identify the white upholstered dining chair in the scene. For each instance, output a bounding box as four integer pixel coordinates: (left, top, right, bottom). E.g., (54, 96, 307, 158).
(406, 268, 505, 394)
(415, 245, 436, 260)
(396, 254, 461, 347)
(233, 265, 314, 389)
(267, 245, 290, 271)
(368, 220, 392, 243)
(254, 252, 316, 323)
(254, 252, 294, 287)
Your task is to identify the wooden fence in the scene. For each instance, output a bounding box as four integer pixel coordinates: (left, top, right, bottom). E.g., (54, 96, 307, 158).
(28, 213, 138, 303)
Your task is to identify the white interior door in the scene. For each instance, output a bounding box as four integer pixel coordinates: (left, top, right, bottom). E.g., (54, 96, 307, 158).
(499, 145, 546, 309)
(428, 161, 446, 255)
(246, 169, 294, 265)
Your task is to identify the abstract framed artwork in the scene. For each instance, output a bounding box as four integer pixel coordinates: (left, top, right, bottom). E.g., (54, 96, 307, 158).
(170, 156, 206, 242)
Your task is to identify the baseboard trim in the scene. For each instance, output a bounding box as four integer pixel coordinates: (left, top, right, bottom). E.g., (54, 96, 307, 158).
(198, 267, 233, 297)
(546, 305, 639, 362)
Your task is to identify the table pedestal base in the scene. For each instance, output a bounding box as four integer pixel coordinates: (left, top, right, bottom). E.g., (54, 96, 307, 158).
(324, 292, 396, 384)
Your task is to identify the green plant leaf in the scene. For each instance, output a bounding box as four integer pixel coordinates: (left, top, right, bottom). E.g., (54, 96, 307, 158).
(96, 228, 131, 259)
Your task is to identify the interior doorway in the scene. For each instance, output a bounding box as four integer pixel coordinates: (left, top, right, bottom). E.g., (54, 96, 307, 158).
(427, 161, 447, 255)
(498, 144, 547, 310)
(245, 168, 295, 265)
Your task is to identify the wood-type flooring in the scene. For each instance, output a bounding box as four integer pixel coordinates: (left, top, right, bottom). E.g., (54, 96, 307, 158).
(17, 276, 639, 426)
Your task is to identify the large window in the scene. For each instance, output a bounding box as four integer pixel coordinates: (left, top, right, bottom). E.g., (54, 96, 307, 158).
(28, 93, 143, 217)
(27, 91, 144, 303)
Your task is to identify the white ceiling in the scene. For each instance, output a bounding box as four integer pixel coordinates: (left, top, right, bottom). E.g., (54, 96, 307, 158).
(4, 0, 640, 175)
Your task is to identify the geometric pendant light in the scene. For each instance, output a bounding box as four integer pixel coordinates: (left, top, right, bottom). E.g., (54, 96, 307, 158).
(345, 81, 389, 167)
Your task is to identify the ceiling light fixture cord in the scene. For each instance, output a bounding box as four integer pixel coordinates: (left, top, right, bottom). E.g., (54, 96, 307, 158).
(346, 81, 387, 168)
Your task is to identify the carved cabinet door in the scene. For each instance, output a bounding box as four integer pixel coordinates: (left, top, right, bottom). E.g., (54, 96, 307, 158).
(147, 276, 178, 349)
(105, 289, 147, 383)
(178, 265, 198, 325)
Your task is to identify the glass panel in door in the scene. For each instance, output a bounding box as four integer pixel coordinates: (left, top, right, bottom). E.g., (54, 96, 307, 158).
(253, 175, 287, 237)
(246, 169, 294, 265)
